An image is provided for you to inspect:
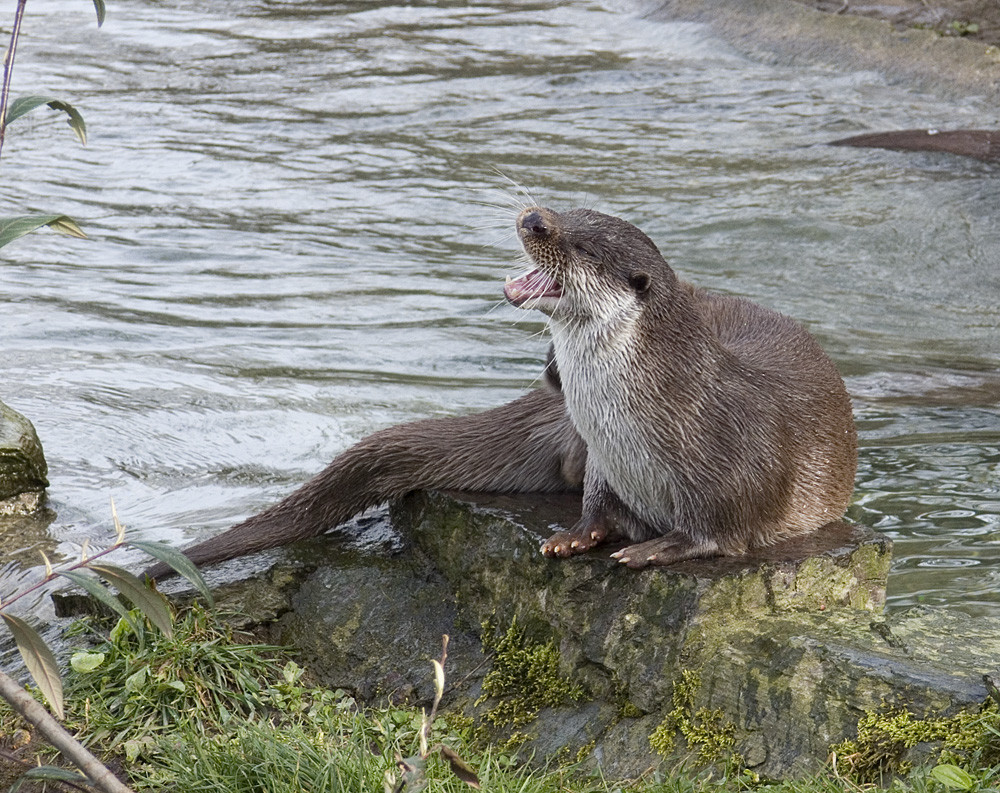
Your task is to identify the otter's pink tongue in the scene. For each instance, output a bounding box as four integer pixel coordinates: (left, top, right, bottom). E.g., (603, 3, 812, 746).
(504, 269, 562, 307)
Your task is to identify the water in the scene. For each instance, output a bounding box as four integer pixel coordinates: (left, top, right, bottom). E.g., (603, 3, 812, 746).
(2, 0, 998, 619)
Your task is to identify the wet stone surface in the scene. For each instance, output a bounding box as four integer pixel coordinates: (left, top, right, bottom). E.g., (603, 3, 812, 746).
(111, 490, 998, 776)
(0, 401, 48, 515)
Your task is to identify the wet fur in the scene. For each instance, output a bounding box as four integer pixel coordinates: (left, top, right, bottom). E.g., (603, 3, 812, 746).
(507, 206, 855, 566)
(144, 388, 586, 576)
(145, 206, 855, 577)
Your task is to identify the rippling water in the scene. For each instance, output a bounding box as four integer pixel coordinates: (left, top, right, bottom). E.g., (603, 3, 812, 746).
(2, 0, 999, 617)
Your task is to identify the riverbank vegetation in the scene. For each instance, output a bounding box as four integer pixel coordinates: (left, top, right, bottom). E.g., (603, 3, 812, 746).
(0, 0, 101, 249)
(2, 602, 997, 793)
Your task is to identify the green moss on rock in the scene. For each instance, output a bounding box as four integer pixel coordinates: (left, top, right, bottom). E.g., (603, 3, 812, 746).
(649, 669, 740, 765)
(476, 616, 584, 733)
(0, 400, 48, 510)
(832, 701, 1000, 781)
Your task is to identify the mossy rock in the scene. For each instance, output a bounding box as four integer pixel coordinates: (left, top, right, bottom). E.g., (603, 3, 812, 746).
(133, 489, 998, 779)
(0, 400, 48, 513)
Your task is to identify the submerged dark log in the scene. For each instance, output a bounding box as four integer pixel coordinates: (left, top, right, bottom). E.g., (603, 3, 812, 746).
(830, 128, 1000, 161)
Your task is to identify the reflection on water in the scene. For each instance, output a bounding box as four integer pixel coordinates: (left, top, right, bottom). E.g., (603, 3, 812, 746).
(2, 0, 998, 616)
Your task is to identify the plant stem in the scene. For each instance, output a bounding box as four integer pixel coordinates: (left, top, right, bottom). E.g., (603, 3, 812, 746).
(0, 668, 135, 793)
(0, 0, 29, 164)
(1, 542, 124, 612)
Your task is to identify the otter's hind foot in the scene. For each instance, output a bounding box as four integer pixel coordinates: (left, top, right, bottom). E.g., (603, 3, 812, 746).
(541, 518, 614, 558)
(611, 536, 722, 569)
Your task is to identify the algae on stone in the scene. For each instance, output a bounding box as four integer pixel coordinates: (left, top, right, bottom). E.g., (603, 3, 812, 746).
(649, 669, 740, 765)
(831, 701, 1000, 781)
(0, 400, 48, 513)
(475, 615, 585, 746)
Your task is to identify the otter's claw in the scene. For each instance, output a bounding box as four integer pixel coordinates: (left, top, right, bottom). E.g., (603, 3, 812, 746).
(611, 536, 722, 569)
(540, 520, 610, 558)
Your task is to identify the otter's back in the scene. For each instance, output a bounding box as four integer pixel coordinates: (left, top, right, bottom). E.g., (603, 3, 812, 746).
(686, 284, 838, 384)
(685, 282, 857, 536)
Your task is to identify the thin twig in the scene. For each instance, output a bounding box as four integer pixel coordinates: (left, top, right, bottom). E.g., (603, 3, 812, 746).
(0, 669, 134, 793)
(1, 541, 125, 612)
(0, 0, 29, 163)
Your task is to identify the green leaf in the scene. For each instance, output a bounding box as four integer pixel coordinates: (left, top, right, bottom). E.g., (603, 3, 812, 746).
(125, 666, 148, 692)
(439, 745, 480, 789)
(282, 661, 303, 685)
(92, 0, 106, 26)
(0, 613, 64, 720)
(11, 766, 88, 791)
(58, 569, 134, 629)
(131, 539, 215, 608)
(4, 96, 87, 145)
(931, 764, 975, 791)
(110, 614, 135, 643)
(47, 216, 87, 237)
(123, 739, 142, 764)
(70, 650, 106, 673)
(88, 563, 175, 638)
(0, 215, 86, 249)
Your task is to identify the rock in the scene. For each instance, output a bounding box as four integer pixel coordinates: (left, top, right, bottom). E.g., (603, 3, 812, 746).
(98, 490, 998, 778)
(0, 400, 48, 515)
(640, 0, 1000, 104)
(393, 492, 903, 777)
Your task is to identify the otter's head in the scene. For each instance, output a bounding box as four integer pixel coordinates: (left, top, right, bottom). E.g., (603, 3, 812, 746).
(504, 206, 676, 323)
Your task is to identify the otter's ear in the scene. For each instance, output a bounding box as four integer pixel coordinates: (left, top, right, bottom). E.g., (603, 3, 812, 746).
(629, 271, 651, 294)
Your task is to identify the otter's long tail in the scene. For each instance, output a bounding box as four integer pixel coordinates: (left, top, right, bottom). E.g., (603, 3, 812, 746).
(143, 388, 584, 578)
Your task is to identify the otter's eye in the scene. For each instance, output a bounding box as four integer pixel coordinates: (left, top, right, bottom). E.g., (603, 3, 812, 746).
(629, 271, 651, 293)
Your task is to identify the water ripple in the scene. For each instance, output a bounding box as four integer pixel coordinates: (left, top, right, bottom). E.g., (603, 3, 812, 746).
(3, 0, 998, 618)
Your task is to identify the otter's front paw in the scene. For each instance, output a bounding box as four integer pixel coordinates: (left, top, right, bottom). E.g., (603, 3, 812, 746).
(610, 536, 721, 569)
(540, 519, 610, 558)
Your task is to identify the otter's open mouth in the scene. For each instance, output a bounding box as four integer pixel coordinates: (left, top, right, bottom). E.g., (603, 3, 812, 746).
(504, 268, 562, 307)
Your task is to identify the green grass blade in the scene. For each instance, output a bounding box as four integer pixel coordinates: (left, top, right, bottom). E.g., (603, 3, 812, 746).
(0, 613, 64, 720)
(0, 215, 86, 249)
(4, 95, 87, 145)
(130, 540, 215, 608)
(88, 564, 175, 638)
(92, 0, 106, 26)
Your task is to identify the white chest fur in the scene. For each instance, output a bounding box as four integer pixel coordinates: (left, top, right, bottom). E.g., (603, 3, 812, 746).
(550, 317, 674, 528)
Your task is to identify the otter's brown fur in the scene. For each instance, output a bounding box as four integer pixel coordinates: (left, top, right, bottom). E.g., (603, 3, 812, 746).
(507, 207, 855, 566)
(145, 206, 855, 578)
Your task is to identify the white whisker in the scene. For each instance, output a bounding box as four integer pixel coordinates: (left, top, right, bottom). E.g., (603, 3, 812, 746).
(488, 168, 537, 208)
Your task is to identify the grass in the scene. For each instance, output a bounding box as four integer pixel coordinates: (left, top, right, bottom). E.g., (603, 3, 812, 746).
(2, 605, 999, 792)
(62, 603, 286, 760)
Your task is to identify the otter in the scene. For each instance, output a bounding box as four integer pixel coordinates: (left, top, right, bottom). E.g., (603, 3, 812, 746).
(144, 206, 855, 578)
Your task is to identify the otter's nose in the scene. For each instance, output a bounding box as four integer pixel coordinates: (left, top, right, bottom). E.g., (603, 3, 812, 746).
(519, 210, 549, 237)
